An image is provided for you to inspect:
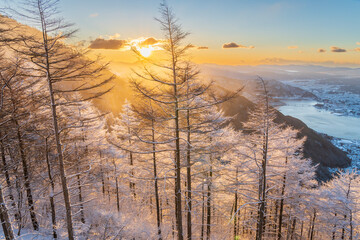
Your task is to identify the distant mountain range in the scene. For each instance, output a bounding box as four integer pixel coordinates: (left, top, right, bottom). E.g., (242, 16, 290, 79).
(199, 63, 360, 81)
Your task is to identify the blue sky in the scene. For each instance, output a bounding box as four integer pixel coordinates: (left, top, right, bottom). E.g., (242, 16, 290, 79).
(56, 0, 360, 46)
(2, 0, 360, 65)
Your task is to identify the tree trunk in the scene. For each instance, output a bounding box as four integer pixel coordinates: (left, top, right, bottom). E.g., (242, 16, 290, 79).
(0, 184, 14, 240)
(77, 173, 85, 224)
(113, 160, 120, 213)
(332, 213, 337, 240)
(277, 157, 288, 240)
(42, 17, 75, 237)
(341, 215, 346, 240)
(309, 210, 316, 240)
(233, 167, 238, 240)
(174, 95, 183, 240)
(273, 201, 279, 234)
(15, 122, 39, 231)
(185, 109, 192, 240)
(11, 159, 23, 236)
(200, 181, 205, 240)
(47, 88, 74, 239)
(0, 134, 14, 202)
(45, 138, 57, 239)
(349, 210, 353, 240)
(285, 215, 291, 240)
(206, 165, 212, 240)
(151, 119, 162, 240)
(107, 176, 111, 203)
(170, 31, 183, 239)
(256, 157, 267, 240)
(290, 218, 296, 240)
(128, 134, 136, 198)
(345, 178, 353, 240)
(100, 151, 106, 197)
(1, 137, 19, 225)
(256, 78, 270, 240)
(75, 144, 85, 224)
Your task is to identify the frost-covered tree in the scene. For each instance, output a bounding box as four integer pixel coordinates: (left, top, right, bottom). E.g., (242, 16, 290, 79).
(109, 100, 140, 198)
(6, 0, 113, 238)
(317, 170, 360, 240)
(242, 78, 277, 240)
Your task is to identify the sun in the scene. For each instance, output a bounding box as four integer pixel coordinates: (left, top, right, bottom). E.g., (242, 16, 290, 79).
(138, 47, 153, 57)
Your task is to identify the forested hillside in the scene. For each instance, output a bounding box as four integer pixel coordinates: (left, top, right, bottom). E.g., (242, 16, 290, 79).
(0, 1, 358, 240)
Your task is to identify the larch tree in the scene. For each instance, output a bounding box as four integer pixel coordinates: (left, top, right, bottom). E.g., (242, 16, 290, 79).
(0, 57, 42, 231)
(6, 0, 113, 238)
(243, 78, 275, 240)
(129, 3, 193, 238)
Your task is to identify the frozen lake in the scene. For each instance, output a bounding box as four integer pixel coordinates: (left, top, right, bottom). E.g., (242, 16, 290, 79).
(278, 100, 360, 140)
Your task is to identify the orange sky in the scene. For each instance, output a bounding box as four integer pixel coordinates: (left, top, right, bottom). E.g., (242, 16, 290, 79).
(90, 45, 360, 68)
(3, 0, 360, 67)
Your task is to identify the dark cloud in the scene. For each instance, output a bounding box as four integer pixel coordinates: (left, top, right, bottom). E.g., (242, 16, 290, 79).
(188, 44, 196, 48)
(223, 42, 242, 48)
(318, 48, 326, 53)
(222, 42, 254, 49)
(330, 46, 346, 53)
(89, 38, 126, 49)
(197, 46, 209, 50)
(139, 37, 159, 47)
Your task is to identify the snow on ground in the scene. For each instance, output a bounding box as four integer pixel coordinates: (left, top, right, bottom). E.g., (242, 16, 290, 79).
(331, 137, 360, 170)
(0, 229, 53, 240)
(282, 78, 360, 118)
(277, 77, 360, 172)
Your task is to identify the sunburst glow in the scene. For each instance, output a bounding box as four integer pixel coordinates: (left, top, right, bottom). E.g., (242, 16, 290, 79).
(138, 47, 153, 57)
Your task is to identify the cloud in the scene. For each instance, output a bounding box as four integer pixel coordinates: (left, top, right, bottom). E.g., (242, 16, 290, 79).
(357, 42, 360, 45)
(128, 37, 166, 52)
(88, 38, 127, 50)
(222, 42, 254, 49)
(187, 44, 208, 50)
(355, 48, 360, 52)
(330, 46, 346, 53)
(185, 44, 209, 50)
(88, 36, 165, 51)
(108, 33, 121, 40)
(89, 13, 99, 18)
(223, 42, 243, 48)
(139, 37, 159, 47)
(318, 48, 326, 53)
(288, 46, 298, 49)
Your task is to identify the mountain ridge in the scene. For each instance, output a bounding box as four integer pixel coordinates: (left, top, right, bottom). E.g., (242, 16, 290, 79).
(220, 93, 351, 180)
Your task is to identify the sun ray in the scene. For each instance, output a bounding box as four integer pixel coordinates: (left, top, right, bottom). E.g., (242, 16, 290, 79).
(138, 47, 152, 57)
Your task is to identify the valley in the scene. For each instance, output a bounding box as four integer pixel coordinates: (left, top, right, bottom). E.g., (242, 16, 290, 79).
(200, 63, 360, 171)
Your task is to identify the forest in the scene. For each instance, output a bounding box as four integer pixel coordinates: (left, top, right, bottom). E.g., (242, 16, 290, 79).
(0, 0, 358, 239)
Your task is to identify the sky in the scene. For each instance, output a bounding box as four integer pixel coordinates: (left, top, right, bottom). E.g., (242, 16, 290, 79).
(3, 0, 360, 66)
